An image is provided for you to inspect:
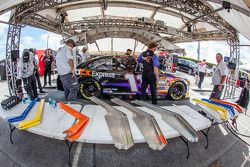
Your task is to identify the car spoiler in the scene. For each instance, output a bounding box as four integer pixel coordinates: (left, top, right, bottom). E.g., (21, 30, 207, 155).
(211, 99, 243, 113)
(17, 99, 45, 130)
(202, 98, 235, 117)
(90, 97, 134, 150)
(192, 98, 227, 120)
(111, 98, 167, 150)
(131, 100, 199, 142)
(6, 98, 39, 123)
(58, 102, 89, 142)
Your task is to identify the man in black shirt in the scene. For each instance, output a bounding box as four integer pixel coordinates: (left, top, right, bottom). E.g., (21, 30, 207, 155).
(43, 49, 54, 86)
(29, 48, 45, 94)
(137, 42, 159, 105)
(122, 49, 136, 71)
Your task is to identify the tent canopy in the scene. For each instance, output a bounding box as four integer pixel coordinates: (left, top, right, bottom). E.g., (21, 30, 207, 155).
(1, 0, 250, 45)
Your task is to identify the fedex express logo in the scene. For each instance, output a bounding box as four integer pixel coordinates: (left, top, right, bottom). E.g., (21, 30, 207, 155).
(78, 69, 115, 79)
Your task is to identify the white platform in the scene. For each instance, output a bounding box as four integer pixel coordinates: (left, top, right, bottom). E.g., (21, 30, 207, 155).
(0, 102, 211, 144)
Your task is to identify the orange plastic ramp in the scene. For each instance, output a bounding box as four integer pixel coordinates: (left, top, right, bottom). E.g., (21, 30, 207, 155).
(58, 102, 88, 119)
(65, 120, 89, 142)
(211, 99, 243, 113)
(59, 102, 89, 142)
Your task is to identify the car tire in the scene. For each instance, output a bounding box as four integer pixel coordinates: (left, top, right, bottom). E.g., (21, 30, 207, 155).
(188, 69, 192, 75)
(79, 78, 102, 99)
(168, 81, 186, 100)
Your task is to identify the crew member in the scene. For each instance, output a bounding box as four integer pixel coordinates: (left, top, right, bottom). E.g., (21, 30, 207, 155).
(124, 49, 136, 71)
(17, 49, 38, 100)
(81, 47, 89, 63)
(43, 49, 53, 86)
(137, 42, 159, 105)
(210, 53, 228, 99)
(197, 59, 207, 89)
(30, 48, 45, 93)
(56, 39, 78, 101)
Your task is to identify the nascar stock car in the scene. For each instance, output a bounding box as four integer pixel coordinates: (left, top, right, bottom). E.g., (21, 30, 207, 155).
(58, 55, 190, 100)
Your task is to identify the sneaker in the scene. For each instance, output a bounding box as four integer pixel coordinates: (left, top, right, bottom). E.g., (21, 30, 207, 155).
(43, 84, 47, 87)
(49, 84, 52, 86)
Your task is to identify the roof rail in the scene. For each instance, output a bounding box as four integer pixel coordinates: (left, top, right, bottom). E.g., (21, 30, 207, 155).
(111, 98, 167, 150)
(90, 97, 134, 150)
(192, 98, 227, 120)
(131, 100, 199, 142)
(17, 99, 45, 130)
(6, 98, 39, 123)
(202, 98, 235, 117)
(58, 102, 89, 142)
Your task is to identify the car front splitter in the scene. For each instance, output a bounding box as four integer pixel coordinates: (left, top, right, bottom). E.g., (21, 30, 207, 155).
(131, 100, 199, 142)
(90, 97, 134, 150)
(111, 98, 167, 150)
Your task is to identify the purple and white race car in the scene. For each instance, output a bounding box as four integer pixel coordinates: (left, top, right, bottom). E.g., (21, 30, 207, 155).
(75, 55, 190, 100)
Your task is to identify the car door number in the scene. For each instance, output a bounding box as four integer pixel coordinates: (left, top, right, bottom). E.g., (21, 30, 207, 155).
(125, 74, 142, 92)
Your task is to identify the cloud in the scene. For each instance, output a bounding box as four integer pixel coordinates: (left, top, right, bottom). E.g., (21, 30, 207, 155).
(22, 36, 34, 45)
(0, 12, 10, 59)
(40, 32, 63, 50)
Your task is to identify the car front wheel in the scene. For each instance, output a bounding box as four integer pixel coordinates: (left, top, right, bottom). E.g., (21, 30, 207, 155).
(168, 81, 186, 100)
(79, 78, 102, 99)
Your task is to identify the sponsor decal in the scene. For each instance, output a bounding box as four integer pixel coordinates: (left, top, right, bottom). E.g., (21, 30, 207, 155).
(92, 71, 115, 79)
(79, 69, 115, 79)
(79, 69, 91, 76)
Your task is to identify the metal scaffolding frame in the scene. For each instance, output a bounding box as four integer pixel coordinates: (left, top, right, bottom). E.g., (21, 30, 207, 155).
(6, 25, 22, 97)
(223, 38, 240, 99)
(4, 0, 241, 97)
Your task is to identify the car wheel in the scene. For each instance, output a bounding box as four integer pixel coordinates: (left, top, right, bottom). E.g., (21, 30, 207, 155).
(188, 69, 192, 75)
(79, 78, 102, 99)
(168, 81, 186, 100)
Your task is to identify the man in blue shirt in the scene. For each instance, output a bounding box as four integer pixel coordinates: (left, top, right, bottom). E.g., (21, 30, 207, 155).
(137, 42, 159, 105)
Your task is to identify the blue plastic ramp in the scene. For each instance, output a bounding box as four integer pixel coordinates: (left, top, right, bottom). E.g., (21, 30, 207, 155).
(6, 98, 39, 123)
(201, 98, 235, 117)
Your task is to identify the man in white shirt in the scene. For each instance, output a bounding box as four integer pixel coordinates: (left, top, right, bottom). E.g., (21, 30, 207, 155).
(56, 39, 78, 101)
(210, 53, 228, 99)
(17, 49, 38, 100)
(81, 47, 89, 63)
(197, 59, 207, 89)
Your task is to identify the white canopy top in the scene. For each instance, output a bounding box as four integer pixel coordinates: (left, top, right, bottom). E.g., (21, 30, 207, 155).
(1, 0, 250, 41)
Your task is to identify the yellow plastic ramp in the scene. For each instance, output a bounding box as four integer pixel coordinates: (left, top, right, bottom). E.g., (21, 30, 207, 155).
(192, 98, 227, 120)
(17, 99, 45, 130)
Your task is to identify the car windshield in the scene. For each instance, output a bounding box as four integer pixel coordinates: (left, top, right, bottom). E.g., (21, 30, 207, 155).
(188, 61, 197, 68)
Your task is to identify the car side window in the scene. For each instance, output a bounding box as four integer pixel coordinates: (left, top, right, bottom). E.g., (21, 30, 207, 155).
(87, 57, 113, 70)
(183, 60, 189, 66)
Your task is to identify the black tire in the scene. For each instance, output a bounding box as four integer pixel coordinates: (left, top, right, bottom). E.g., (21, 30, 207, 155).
(188, 69, 192, 75)
(168, 81, 186, 100)
(79, 78, 102, 99)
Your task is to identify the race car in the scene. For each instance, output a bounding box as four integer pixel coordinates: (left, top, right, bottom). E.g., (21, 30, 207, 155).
(75, 55, 190, 100)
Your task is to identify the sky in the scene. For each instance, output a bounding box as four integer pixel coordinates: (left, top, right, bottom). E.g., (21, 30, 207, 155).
(1, 12, 250, 65)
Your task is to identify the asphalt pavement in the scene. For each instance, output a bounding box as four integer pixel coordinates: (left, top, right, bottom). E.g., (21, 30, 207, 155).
(0, 72, 249, 167)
